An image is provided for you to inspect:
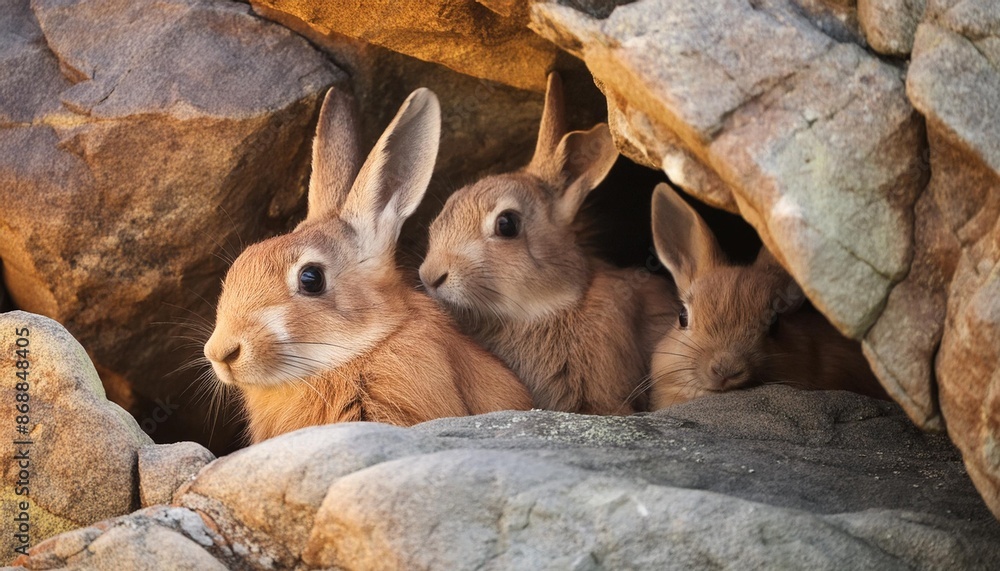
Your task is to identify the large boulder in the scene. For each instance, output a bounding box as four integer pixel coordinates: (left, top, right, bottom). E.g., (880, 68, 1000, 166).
(530, 0, 927, 340)
(528, 0, 1000, 519)
(0, 311, 152, 558)
(874, 0, 1000, 518)
(247, 0, 559, 91)
(15, 387, 1000, 569)
(0, 0, 344, 447)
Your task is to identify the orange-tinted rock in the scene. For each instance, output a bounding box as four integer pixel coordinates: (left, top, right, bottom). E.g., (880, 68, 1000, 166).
(896, 0, 1000, 517)
(250, 0, 559, 91)
(0, 311, 152, 555)
(0, 0, 344, 448)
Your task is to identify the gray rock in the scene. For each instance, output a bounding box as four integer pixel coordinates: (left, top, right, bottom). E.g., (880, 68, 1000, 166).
(865, 0, 1000, 518)
(17, 387, 990, 569)
(530, 0, 927, 339)
(15, 506, 235, 570)
(0, 0, 344, 447)
(859, 0, 926, 55)
(138, 442, 216, 508)
(0, 311, 153, 556)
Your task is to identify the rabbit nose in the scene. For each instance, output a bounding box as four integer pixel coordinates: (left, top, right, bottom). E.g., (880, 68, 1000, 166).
(430, 272, 449, 288)
(221, 344, 241, 364)
(708, 357, 746, 389)
(205, 336, 241, 366)
(421, 270, 449, 291)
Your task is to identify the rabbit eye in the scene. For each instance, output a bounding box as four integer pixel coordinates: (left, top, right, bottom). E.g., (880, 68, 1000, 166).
(494, 210, 521, 238)
(298, 265, 325, 295)
(678, 306, 689, 328)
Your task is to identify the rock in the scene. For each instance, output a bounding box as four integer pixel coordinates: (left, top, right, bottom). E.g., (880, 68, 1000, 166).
(19, 388, 996, 569)
(13, 506, 235, 570)
(880, 0, 1000, 518)
(793, 0, 868, 46)
(530, 0, 928, 339)
(0, 0, 344, 447)
(248, 0, 558, 91)
(858, 0, 926, 55)
(0, 311, 152, 557)
(174, 423, 449, 568)
(138, 443, 216, 508)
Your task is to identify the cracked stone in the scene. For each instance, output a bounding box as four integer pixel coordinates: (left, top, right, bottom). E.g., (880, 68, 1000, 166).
(867, 0, 1000, 518)
(0, 0, 344, 447)
(18, 388, 1000, 569)
(530, 0, 927, 338)
(0, 311, 153, 555)
(859, 0, 926, 56)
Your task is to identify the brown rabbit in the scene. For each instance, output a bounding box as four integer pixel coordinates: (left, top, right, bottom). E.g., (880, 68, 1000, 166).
(648, 183, 888, 409)
(204, 88, 532, 443)
(419, 73, 678, 415)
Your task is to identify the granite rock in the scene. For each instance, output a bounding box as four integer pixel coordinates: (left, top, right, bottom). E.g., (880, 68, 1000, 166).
(0, 0, 344, 447)
(138, 442, 215, 508)
(0, 311, 152, 557)
(18, 388, 998, 569)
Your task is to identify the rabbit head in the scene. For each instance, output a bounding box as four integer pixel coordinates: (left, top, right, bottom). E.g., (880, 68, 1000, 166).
(204, 87, 441, 388)
(419, 73, 619, 322)
(650, 183, 806, 401)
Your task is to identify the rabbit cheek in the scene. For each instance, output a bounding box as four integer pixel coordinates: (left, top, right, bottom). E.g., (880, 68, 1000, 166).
(426, 243, 488, 310)
(650, 336, 706, 407)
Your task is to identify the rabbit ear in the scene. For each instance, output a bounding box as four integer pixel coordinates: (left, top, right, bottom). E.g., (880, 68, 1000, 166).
(528, 72, 567, 172)
(651, 183, 724, 293)
(306, 88, 362, 223)
(551, 123, 618, 223)
(526, 72, 619, 222)
(340, 88, 441, 257)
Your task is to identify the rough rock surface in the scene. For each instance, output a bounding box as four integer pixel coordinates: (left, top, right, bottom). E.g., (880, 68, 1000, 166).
(12, 506, 234, 570)
(530, 0, 1000, 519)
(15, 387, 1000, 569)
(878, 0, 1000, 518)
(859, 0, 927, 55)
(0, 0, 344, 447)
(138, 442, 216, 508)
(530, 0, 928, 339)
(248, 0, 559, 91)
(0, 311, 153, 557)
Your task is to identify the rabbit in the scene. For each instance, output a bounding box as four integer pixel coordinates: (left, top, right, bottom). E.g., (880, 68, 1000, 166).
(204, 87, 533, 443)
(647, 182, 889, 409)
(418, 73, 679, 415)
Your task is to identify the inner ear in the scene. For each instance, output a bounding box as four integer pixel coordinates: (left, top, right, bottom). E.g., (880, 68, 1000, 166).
(305, 88, 361, 224)
(340, 88, 441, 256)
(651, 183, 724, 293)
(553, 124, 618, 223)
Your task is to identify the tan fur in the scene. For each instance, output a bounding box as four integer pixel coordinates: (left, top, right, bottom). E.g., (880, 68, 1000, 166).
(648, 183, 888, 409)
(238, 275, 527, 442)
(419, 73, 678, 414)
(205, 88, 531, 443)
